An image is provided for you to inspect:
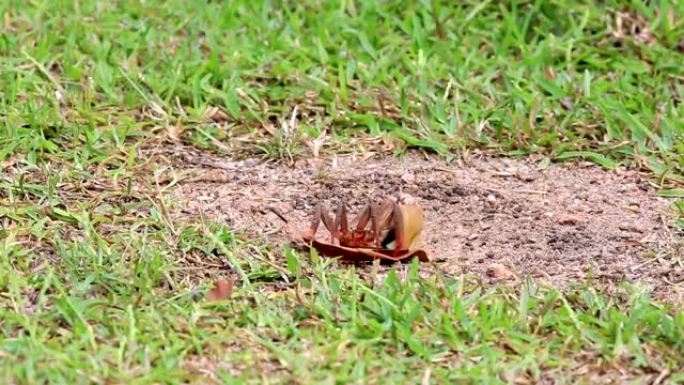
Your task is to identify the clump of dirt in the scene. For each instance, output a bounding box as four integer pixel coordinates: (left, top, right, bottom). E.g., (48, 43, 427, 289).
(164, 148, 682, 301)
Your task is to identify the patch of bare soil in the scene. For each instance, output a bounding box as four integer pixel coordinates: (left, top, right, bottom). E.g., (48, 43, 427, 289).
(164, 148, 683, 301)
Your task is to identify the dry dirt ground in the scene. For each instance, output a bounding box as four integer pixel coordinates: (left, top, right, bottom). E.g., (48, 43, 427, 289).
(156, 146, 683, 302)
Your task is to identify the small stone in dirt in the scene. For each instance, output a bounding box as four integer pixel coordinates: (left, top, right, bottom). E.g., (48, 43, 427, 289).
(558, 214, 581, 225)
(285, 223, 307, 242)
(295, 198, 311, 210)
(516, 172, 536, 182)
(486, 194, 496, 203)
(618, 223, 646, 233)
(401, 172, 416, 184)
(487, 263, 514, 279)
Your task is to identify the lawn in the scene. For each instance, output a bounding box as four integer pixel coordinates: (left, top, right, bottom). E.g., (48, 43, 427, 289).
(1, 0, 683, 383)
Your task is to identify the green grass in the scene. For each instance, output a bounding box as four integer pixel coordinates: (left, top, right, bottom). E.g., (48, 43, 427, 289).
(1, 0, 684, 383)
(2, 221, 684, 383)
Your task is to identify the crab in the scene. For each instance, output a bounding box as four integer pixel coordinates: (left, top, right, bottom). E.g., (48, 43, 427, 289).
(299, 194, 428, 263)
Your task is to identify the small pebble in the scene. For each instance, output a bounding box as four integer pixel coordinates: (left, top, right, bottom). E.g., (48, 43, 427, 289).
(487, 263, 514, 279)
(558, 214, 581, 225)
(618, 223, 646, 233)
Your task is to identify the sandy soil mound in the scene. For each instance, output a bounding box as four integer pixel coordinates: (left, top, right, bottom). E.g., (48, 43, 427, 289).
(161, 147, 682, 301)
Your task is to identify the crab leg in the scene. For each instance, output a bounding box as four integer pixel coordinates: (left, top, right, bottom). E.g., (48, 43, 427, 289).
(308, 204, 323, 239)
(370, 201, 387, 247)
(321, 206, 338, 243)
(334, 201, 349, 239)
(370, 200, 395, 247)
(309, 204, 338, 243)
(355, 203, 372, 231)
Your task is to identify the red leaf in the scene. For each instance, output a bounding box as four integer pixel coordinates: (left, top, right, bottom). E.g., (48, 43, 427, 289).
(206, 278, 235, 302)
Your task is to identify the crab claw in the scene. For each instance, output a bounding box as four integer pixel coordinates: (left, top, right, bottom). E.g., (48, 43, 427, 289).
(395, 203, 424, 255)
(378, 197, 424, 257)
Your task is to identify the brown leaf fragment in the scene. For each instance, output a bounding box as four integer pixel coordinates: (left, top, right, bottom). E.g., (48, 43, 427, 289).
(206, 278, 235, 302)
